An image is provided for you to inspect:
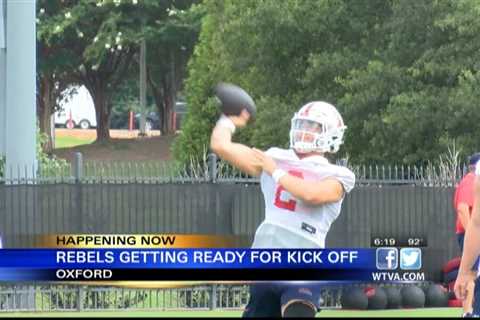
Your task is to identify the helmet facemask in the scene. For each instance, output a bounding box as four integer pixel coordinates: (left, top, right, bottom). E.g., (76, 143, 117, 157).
(289, 116, 346, 154)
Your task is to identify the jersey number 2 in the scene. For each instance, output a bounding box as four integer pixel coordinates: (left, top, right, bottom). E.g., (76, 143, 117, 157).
(274, 170, 304, 212)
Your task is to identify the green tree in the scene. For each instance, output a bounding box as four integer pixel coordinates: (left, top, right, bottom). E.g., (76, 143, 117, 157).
(171, 0, 231, 164)
(37, 1, 80, 152)
(144, 1, 203, 135)
(173, 0, 392, 164)
(339, 0, 480, 164)
(174, 0, 480, 166)
(36, 65, 74, 153)
(38, 0, 202, 142)
(38, 0, 140, 142)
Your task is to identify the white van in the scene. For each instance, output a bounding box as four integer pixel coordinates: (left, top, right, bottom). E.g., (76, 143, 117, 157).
(54, 86, 97, 129)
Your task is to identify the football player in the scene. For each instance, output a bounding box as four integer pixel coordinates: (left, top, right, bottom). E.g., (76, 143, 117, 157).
(455, 159, 480, 318)
(210, 101, 355, 318)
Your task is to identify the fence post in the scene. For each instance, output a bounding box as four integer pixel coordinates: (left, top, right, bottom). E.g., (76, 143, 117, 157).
(77, 285, 85, 311)
(210, 284, 217, 310)
(72, 152, 84, 232)
(208, 153, 217, 183)
(73, 152, 83, 183)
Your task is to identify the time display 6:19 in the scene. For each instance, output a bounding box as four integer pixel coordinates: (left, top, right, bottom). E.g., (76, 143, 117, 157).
(371, 237, 397, 247)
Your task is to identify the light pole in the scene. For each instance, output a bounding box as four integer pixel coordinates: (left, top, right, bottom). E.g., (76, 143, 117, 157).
(139, 37, 147, 136)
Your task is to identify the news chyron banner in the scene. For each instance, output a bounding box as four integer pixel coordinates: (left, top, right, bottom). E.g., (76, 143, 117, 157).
(0, 235, 426, 283)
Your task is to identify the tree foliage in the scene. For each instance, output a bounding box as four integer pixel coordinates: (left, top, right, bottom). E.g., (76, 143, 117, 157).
(144, 0, 203, 135)
(339, 0, 480, 164)
(174, 0, 480, 165)
(37, 0, 142, 142)
(37, 0, 201, 142)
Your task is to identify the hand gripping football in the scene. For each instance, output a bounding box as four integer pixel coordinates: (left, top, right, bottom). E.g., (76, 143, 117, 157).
(214, 82, 256, 118)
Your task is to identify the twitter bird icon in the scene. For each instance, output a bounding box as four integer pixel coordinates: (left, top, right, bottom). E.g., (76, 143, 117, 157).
(400, 248, 422, 270)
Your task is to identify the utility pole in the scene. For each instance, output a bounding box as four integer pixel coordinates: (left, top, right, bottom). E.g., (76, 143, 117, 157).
(139, 38, 147, 136)
(4, 0, 37, 180)
(0, 0, 5, 161)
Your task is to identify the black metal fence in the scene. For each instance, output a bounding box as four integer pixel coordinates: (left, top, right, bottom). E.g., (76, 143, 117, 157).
(0, 284, 251, 311)
(0, 153, 469, 311)
(0, 283, 351, 312)
(0, 282, 435, 312)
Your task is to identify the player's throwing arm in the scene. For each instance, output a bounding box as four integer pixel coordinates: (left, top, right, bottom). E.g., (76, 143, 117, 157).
(209, 83, 262, 177)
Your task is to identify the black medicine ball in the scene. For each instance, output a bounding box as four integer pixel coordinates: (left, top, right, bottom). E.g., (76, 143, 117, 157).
(341, 287, 368, 310)
(401, 286, 425, 308)
(365, 286, 388, 310)
(384, 287, 402, 309)
(425, 284, 449, 307)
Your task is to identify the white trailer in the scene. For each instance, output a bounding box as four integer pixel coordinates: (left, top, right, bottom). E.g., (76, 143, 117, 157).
(54, 86, 97, 129)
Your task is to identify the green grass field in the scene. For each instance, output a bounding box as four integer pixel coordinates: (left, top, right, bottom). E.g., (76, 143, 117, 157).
(0, 308, 463, 318)
(54, 136, 94, 149)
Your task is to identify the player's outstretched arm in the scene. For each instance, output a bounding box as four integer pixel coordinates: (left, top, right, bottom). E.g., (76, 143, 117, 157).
(456, 175, 480, 301)
(252, 148, 345, 205)
(210, 110, 263, 177)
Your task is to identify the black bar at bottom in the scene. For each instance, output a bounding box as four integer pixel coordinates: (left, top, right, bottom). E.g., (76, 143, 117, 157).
(49, 268, 373, 282)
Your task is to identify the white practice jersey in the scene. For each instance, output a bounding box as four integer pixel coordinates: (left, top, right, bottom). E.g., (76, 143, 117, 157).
(251, 148, 355, 249)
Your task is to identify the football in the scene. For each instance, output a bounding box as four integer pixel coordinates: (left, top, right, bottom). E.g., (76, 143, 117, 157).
(214, 82, 256, 118)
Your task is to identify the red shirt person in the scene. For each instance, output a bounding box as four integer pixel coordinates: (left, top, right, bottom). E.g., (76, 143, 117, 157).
(455, 172, 476, 239)
(455, 153, 480, 249)
(453, 152, 480, 317)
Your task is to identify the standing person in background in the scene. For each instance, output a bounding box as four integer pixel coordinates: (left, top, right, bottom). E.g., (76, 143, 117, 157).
(210, 101, 355, 317)
(454, 153, 480, 317)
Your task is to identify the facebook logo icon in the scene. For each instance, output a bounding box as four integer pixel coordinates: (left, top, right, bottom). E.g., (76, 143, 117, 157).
(376, 248, 398, 270)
